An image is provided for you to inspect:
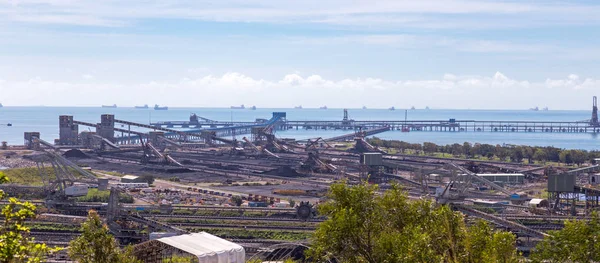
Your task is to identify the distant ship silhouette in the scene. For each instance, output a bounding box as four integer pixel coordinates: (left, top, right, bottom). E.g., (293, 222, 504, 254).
(154, 104, 168, 110)
(102, 104, 117, 108)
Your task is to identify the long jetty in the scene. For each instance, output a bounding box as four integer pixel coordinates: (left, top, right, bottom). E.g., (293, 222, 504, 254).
(152, 118, 600, 133)
(48, 97, 600, 147)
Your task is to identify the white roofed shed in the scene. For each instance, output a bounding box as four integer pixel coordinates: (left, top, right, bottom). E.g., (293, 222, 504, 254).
(134, 232, 245, 263)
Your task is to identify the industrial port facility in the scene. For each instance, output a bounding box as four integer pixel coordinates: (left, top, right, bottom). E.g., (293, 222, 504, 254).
(2, 97, 600, 262)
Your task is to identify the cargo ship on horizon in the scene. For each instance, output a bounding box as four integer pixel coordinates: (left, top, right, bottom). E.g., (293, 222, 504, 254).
(231, 105, 245, 109)
(135, 104, 149, 109)
(102, 104, 117, 108)
(154, 104, 168, 110)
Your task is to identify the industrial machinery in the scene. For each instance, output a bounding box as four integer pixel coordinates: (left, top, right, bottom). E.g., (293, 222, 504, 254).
(23, 144, 104, 207)
(296, 201, 317, 221)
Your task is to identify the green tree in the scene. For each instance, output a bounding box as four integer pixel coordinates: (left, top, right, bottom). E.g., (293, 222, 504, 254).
(531, 213, 600, 262)
(496, 145, 510, 161)
(510, 147, 524, 163)
(533, 149, 547, 163)
(68, 210, 140, 263)
(308, 181, 521, 263)
(451, 143, 464, 156)
(523, 146, 535, 164)
(230, 195, 243, 206)
(463, 142, 473, 158)
(141, 175, 155, 185)
(423, 142, 437, 155)
(0, 172, 53, 263)
(466, 221, 520, 263)
(571, 150, 587, 166)
(559, 150, 573, 164)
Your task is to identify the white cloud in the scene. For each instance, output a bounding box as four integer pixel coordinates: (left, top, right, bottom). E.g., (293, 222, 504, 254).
(1, 72, 599, 110)
(81, 74, 94, 80)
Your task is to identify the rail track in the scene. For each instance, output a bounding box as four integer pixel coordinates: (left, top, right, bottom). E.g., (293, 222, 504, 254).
(147, 214, 323, 222)
(174, 223, 316, 231)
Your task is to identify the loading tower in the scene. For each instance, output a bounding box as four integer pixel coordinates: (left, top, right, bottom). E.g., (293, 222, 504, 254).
(592, 96, 599, 126)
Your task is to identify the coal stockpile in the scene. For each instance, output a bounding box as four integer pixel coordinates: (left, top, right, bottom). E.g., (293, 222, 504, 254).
(141, 167, 193, 174)
(262, 165, 303, 177)
(207, 163, 241, 170)
(63, 149, 89, 159)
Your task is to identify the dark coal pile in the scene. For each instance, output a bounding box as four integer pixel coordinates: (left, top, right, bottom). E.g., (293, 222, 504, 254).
(63, 149, 89, 159)
(180, 160, 195, 165)
(141, 167, 193, 174)
(207, 163, 241, 170)
(262, 165, 303, 177)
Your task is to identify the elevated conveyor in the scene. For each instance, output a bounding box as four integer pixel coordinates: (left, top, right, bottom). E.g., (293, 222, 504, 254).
(453, 204, 549, 239)
(115, 119, 181, 134)
(324, 126, 390, 142)
(127, 214, 188, 235)
(92, 134, 120, 149)
(145, 142, 164, 159)
(242, 137, 280, 158)
(449, 163, 513, 196)
(35, 138, 57, 150)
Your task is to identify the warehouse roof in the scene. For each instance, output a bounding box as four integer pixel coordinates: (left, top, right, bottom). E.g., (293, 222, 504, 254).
(157, 232, 245, 262)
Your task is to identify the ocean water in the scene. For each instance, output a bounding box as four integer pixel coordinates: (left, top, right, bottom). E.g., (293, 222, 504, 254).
(0, 107, 598, 150)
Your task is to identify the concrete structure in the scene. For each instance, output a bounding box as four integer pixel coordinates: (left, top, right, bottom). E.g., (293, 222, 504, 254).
(59, 115, 79, 145)
(548, 173, 576, 192)
(98, 178, 109, 191)
(98, 114, 115, 143)
(24, 132, 40, 150)
(79, 131, 96, 149)
(591, 173, 600, 185)
(361, 152, 383, 166)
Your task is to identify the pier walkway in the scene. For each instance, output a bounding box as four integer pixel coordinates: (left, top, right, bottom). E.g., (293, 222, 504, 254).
(150, 114, 600, 134)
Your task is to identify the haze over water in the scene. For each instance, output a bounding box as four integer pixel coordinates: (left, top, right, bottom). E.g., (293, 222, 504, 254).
(0, 107, 598, 150)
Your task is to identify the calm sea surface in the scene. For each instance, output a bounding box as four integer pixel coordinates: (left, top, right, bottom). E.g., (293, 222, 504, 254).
(0, 107, 598, 150)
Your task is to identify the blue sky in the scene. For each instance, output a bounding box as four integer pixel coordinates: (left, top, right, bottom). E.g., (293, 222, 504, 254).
(1, 0, 600, 109)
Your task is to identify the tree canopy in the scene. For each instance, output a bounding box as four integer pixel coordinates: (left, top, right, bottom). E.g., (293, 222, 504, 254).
(531, 213, 600, 263)
(368, 137, 599, 165)
(0, 171, 53, 263)
(68, 210, 140, 263)
(308, 181, 521, 263)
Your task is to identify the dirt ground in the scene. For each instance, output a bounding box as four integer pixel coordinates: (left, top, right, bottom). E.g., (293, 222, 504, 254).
(218, 183, 326, 203)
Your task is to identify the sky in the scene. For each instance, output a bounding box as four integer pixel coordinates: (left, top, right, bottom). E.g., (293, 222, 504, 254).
(0, 0, 600, 109)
